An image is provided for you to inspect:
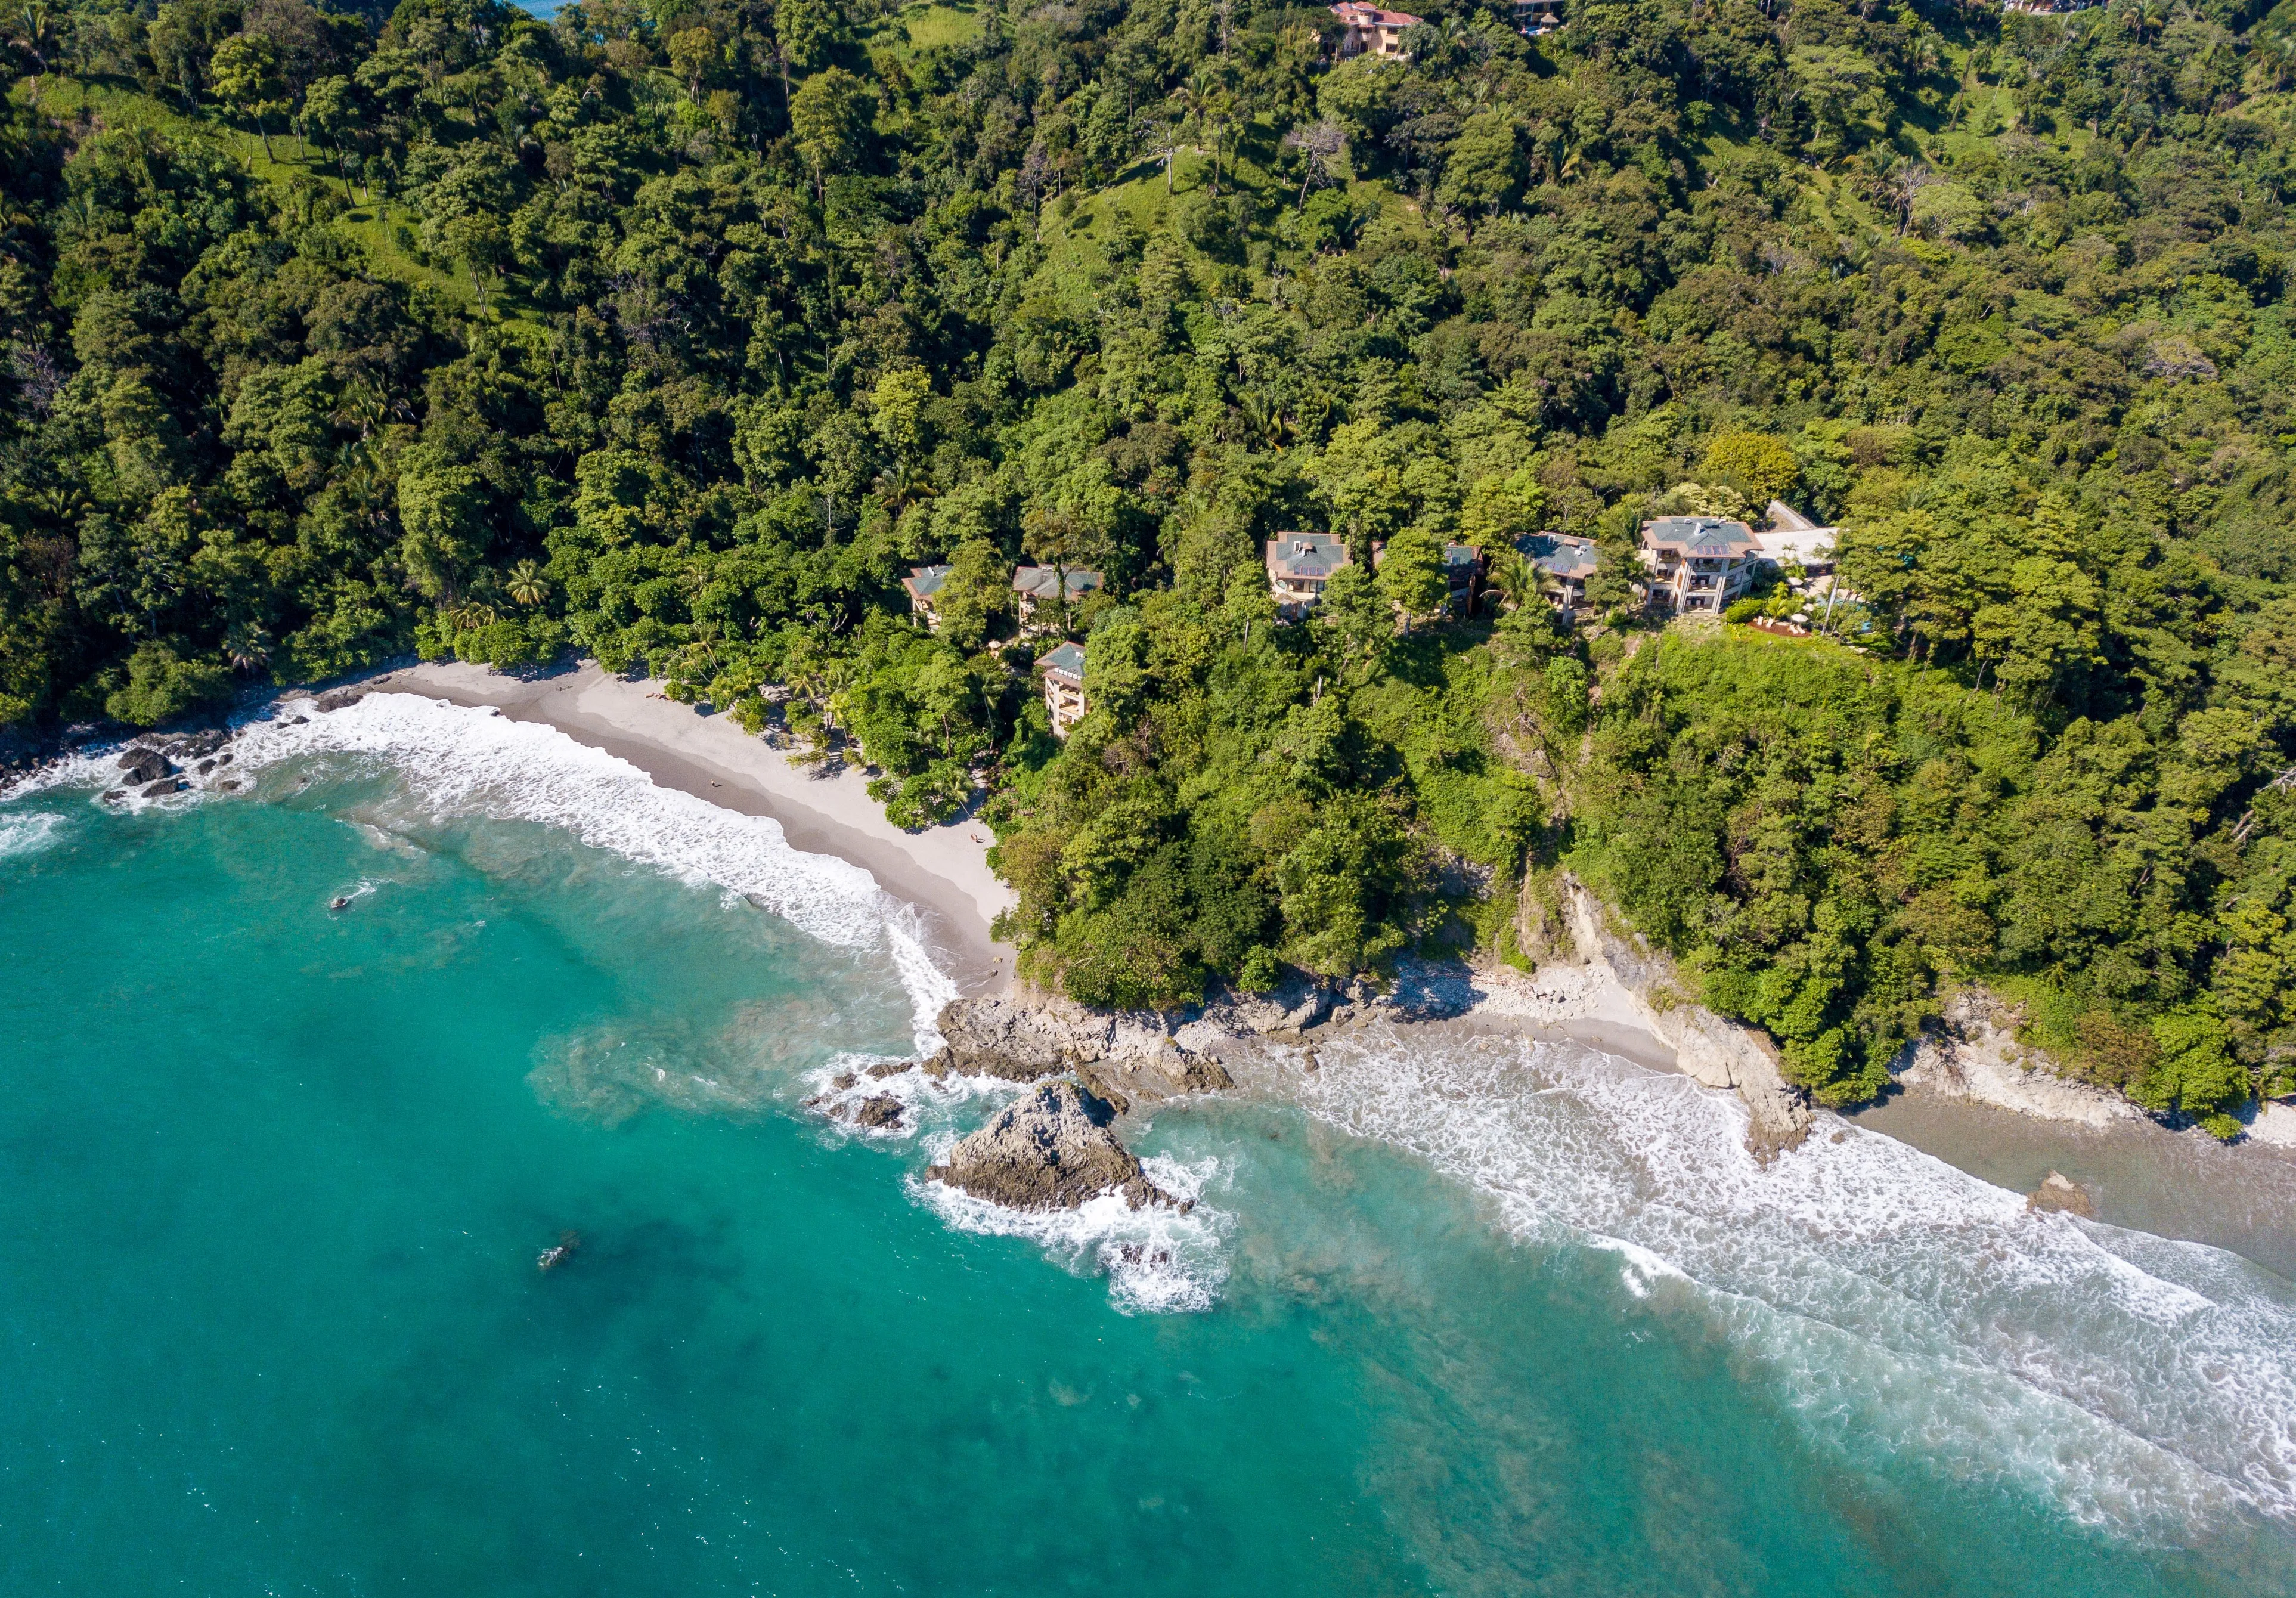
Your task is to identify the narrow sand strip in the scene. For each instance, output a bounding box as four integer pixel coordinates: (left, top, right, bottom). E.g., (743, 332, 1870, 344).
(372, 661, 1018, 997)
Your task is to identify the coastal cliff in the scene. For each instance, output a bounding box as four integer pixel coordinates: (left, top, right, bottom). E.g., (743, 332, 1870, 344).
(1541, 875, 1815, 1154)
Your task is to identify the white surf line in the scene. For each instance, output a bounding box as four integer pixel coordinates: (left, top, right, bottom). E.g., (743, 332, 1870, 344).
(1291, 1026, 2296, 1540)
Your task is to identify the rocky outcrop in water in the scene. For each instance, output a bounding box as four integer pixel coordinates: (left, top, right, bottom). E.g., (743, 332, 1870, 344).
(118, 748, 176, 785)
(926, 1080, 1177, 1211)
(851, 1094, 904, 1131)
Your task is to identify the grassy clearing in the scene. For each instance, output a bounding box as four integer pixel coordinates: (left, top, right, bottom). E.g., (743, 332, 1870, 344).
(898, 2, 984, 54)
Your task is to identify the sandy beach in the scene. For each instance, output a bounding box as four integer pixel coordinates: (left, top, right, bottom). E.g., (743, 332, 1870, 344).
(342, 659, 2296, 1278)
(367, 661, 1018, 997)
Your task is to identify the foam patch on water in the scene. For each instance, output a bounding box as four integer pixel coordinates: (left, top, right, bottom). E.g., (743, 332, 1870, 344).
(0, 810, 64, 859)
(909, 1148, 1232, 1315)
(21, 695, 958, 1049)
(1289, 1027, 2296, 1541)
(800, 1055, 1024, 1143)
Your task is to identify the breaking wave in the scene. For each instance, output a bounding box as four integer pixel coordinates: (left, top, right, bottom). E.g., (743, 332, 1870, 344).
(0, 809, 64, 859)
(1286, 1027, 2296, 1541)
(910, 1148, 1233, 1316)
(18, 694, 957, 1049)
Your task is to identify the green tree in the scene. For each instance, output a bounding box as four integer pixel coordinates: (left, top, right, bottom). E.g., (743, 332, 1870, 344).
(1376, 527, 1448, 632)
(1702, 432, 1799, 509)
(210, 34, 289, 160)
(789, 66, 872, 203)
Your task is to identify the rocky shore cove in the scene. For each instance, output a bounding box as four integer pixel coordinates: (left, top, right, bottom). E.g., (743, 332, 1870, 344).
(881, 872, 1846, 1216)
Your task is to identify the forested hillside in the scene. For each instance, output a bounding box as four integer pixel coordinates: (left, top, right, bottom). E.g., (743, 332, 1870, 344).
(2, 0, 2292, 1128)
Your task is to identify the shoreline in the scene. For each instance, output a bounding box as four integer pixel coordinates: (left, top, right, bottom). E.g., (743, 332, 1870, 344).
(35, 659, 2291, 1277)
(365, 661, 1018, 998)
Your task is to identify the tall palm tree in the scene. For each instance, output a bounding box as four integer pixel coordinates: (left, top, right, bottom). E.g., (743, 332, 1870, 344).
(15, 2, 54, 102)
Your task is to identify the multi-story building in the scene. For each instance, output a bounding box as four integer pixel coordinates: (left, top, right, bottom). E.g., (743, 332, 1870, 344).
(1328, 2, 1421, 57)
(1439, 542, 1482, 613)
(1517, 532, 1598, 612)
(1266, 532, 1353, 614)
(1039, 642, 1087, 737)
(901, 565, 952, 629)
(1639, 516, 1760, 614)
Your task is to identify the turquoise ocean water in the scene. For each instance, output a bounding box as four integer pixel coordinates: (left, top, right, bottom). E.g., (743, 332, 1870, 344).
(4, 695, 2294, 1595)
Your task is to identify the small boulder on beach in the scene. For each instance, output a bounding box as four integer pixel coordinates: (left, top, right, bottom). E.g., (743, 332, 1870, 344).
(2027, 1170, 2096, 1218)
(927, 1080, 1175, 1212)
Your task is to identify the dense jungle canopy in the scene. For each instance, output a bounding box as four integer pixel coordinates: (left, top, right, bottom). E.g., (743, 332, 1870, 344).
(1, 0, 2292, 1127)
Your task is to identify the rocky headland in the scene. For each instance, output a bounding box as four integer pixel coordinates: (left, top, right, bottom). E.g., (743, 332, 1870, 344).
(899, 869, 1845, 1216)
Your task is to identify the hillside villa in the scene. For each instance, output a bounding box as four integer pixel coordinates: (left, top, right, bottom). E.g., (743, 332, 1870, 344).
(1517, 532, 1598, 613)
(901, 565, 952, 629)
(1267, 532, 1352, 613)
(1012, 565, 1104, 627)
(1640, 516, 1761, 614)
(1329, 2, 1420, 57)
(1039, 641, 1087, 736)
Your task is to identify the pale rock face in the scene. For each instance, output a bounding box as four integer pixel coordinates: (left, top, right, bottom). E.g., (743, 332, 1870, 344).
(1894, 990, 2141, 1129)
(1556, 877, 1815, 1154)
(2244, 1100, 2296, 1148)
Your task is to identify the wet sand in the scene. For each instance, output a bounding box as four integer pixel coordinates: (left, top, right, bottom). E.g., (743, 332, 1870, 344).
(368, 662, 1017, 997)
(1852, 1091, 2296, 1282)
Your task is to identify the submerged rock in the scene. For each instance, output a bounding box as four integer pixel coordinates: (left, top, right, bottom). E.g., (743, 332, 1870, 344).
(2027, 1170, 2096, 1218)
(927, 1080, 1175, 1212)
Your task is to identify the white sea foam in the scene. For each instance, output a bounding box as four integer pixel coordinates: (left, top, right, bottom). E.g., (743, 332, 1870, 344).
(909, 1147, 1233, 1315)
(0, 810, 64, 859)
(1288, 1027, 2296, 1540)
(19, 694, 958, 1048)
(799, 1053, 1024, 1144)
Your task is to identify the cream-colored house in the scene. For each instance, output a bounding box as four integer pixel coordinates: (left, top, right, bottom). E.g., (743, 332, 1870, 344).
(1039, 641, 1087, 737)
(1266, 532, 1352, 614)
(1329, 2, 1421, 57)
(1640, 517, 1760, 614)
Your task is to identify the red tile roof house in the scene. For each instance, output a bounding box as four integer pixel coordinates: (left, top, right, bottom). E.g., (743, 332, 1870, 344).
(1266, 532, 1353, 615)
(1011, 566, 1104, 630)
(1639, 516, 1761, 614)
(901, 565, 952, 629)
(1038, 641, 1087, 737)
(1329, 2, 1421, 57)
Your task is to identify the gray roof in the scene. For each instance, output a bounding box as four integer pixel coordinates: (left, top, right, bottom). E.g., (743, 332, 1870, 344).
(1643, 517, 1758, 558)
(903, 565, 952, 601)
(1013, 566, 1104, 600)
(1519, 533, 1597, 580)
(1442, 543, 1480, 572)
(1040, 641, 1086, 680)
(1268, 533, 1350, 581)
